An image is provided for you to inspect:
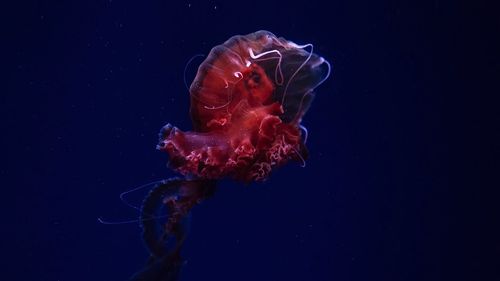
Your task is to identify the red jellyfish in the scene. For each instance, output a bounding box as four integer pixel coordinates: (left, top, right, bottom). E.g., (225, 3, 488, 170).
(129, 31, 330, 281)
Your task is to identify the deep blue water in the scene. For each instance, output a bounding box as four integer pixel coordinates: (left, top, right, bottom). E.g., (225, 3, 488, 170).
(3, 1, 496, 281)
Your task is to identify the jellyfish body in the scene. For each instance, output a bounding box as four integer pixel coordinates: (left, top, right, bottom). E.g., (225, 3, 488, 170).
(157, 30, 330, 181)
(130, 31, 330, 281)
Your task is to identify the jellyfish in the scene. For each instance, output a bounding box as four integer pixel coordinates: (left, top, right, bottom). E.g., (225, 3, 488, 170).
(128, 30, 330, 281)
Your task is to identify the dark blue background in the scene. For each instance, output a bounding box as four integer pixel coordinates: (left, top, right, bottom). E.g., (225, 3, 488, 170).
(3, 1, 496, 281)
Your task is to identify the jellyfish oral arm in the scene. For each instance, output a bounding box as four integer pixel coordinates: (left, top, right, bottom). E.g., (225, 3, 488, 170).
(129, 179, 216, 281)
(158, 100, 303, 181)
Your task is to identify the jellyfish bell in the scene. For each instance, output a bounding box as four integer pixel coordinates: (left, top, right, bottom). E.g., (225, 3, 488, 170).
(189, 30, 331, 131)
